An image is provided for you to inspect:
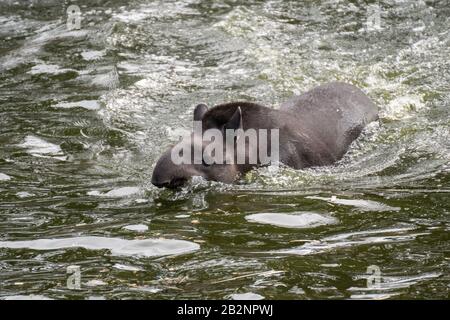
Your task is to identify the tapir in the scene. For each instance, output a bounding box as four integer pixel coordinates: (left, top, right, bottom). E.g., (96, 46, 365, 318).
(151, 82, 378, 188)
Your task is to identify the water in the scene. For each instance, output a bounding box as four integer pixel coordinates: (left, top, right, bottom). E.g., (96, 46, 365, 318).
(0, 0, 449, 299)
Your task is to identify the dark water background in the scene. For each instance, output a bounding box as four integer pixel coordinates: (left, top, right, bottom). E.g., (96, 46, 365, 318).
(0, 0, 449, 299)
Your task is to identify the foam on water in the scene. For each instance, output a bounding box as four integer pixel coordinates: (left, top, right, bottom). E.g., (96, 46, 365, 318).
(383, 95, 426, 120)
(0, 173, 11, 181)
(15, 191, 33, 198)
(0, 236, 200, 258)
(245, 212, 338, 229)
(86, 280, 107, 287)
(229, 292, 265, 300)
(123, 224, 149, 232)
(17, 135, 66, 160)
(112, 1, 199, 23)
(306, 196, 401, 212)
(1, 295, 53, 301)
(28, 64, 75, 75)
(113, 264, 143, 272)
(80, 50, 106, 61)
(0, 24, 88, 71)
(87, 187, 141, 198)
(55, 100, 100, 111)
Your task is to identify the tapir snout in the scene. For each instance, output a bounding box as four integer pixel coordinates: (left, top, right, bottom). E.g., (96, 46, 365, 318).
(151, 149, 191, 188)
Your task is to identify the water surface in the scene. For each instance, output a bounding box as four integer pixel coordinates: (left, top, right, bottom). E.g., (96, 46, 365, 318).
(0, 0, 449, 299)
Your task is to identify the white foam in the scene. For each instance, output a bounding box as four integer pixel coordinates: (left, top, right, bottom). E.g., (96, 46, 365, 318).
(80, 50, 105, 61)
(114, 11, 150, 23)
(87, 191, 101, 196)
(85, 280, 107, 287)
(91, 69, 119, 88)
(383, 95, 425, 120)
(135, 199, 148, 204)
(131, 286, 162, 293)
(307, 196, 400, 212)
(0, 236, 200, 258)
(55, 100, 100, 111)
(350, 293, 400, 300)
(230, 292, 264, 300)
(113, 264, 143, 272)
(88, 187, 141, 198)
(246, 212, 338, 229)
(175, 214, 190, 218)
(16, 191, 33, 198)
(288, 286, 306, 295)
(86, 296, 106, 300)
(165, 126, 191, 142)
(0, 173, 11, 181)
(17, 135, 66, 160)
(105, 187, 140, 197)
(123, 224, 148, 232)
(1, 295, 53, 300)
(113, 3, 197, 23)
(28, 64, 74, 75)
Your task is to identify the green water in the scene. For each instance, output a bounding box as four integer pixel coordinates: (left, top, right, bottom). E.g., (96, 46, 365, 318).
(0, 0, 449, 299)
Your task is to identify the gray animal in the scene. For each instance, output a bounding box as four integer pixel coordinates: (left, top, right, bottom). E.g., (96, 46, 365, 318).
(151, 82, 378, 188)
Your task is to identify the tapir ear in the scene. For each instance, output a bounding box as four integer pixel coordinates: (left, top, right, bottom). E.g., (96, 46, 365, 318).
(194, 104, 208, 121)
(224, 107, 243, 131)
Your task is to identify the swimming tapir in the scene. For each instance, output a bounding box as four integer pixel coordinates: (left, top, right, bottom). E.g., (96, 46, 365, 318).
(151, 82, 378, 188)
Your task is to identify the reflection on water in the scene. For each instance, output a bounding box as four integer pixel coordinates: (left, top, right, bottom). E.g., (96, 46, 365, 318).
(0, 236, 200, 257)
(0, 0, 448, 299)
(246, 212, 338, 229)
(306, 196, 401, 212)
(275, 227, 428, 256)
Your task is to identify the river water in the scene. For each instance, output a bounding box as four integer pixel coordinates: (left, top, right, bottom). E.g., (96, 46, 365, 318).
(0, 0, 449, 299)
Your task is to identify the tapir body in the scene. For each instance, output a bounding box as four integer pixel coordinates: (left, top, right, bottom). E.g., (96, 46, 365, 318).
(152, 82, 378, 188)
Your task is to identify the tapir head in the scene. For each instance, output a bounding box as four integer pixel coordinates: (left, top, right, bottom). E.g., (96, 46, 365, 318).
(151, 104, 246, 188)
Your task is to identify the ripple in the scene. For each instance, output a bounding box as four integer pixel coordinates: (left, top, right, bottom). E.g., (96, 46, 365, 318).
(245, 212, 338, 229)
(0, 236, 200, 258)
(307, 196, 401, 212)
(349, 272, 442, 300)
(276, 227, 428, 256)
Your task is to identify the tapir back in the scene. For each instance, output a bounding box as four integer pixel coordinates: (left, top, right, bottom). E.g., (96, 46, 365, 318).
(280, 82, 378, 161)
